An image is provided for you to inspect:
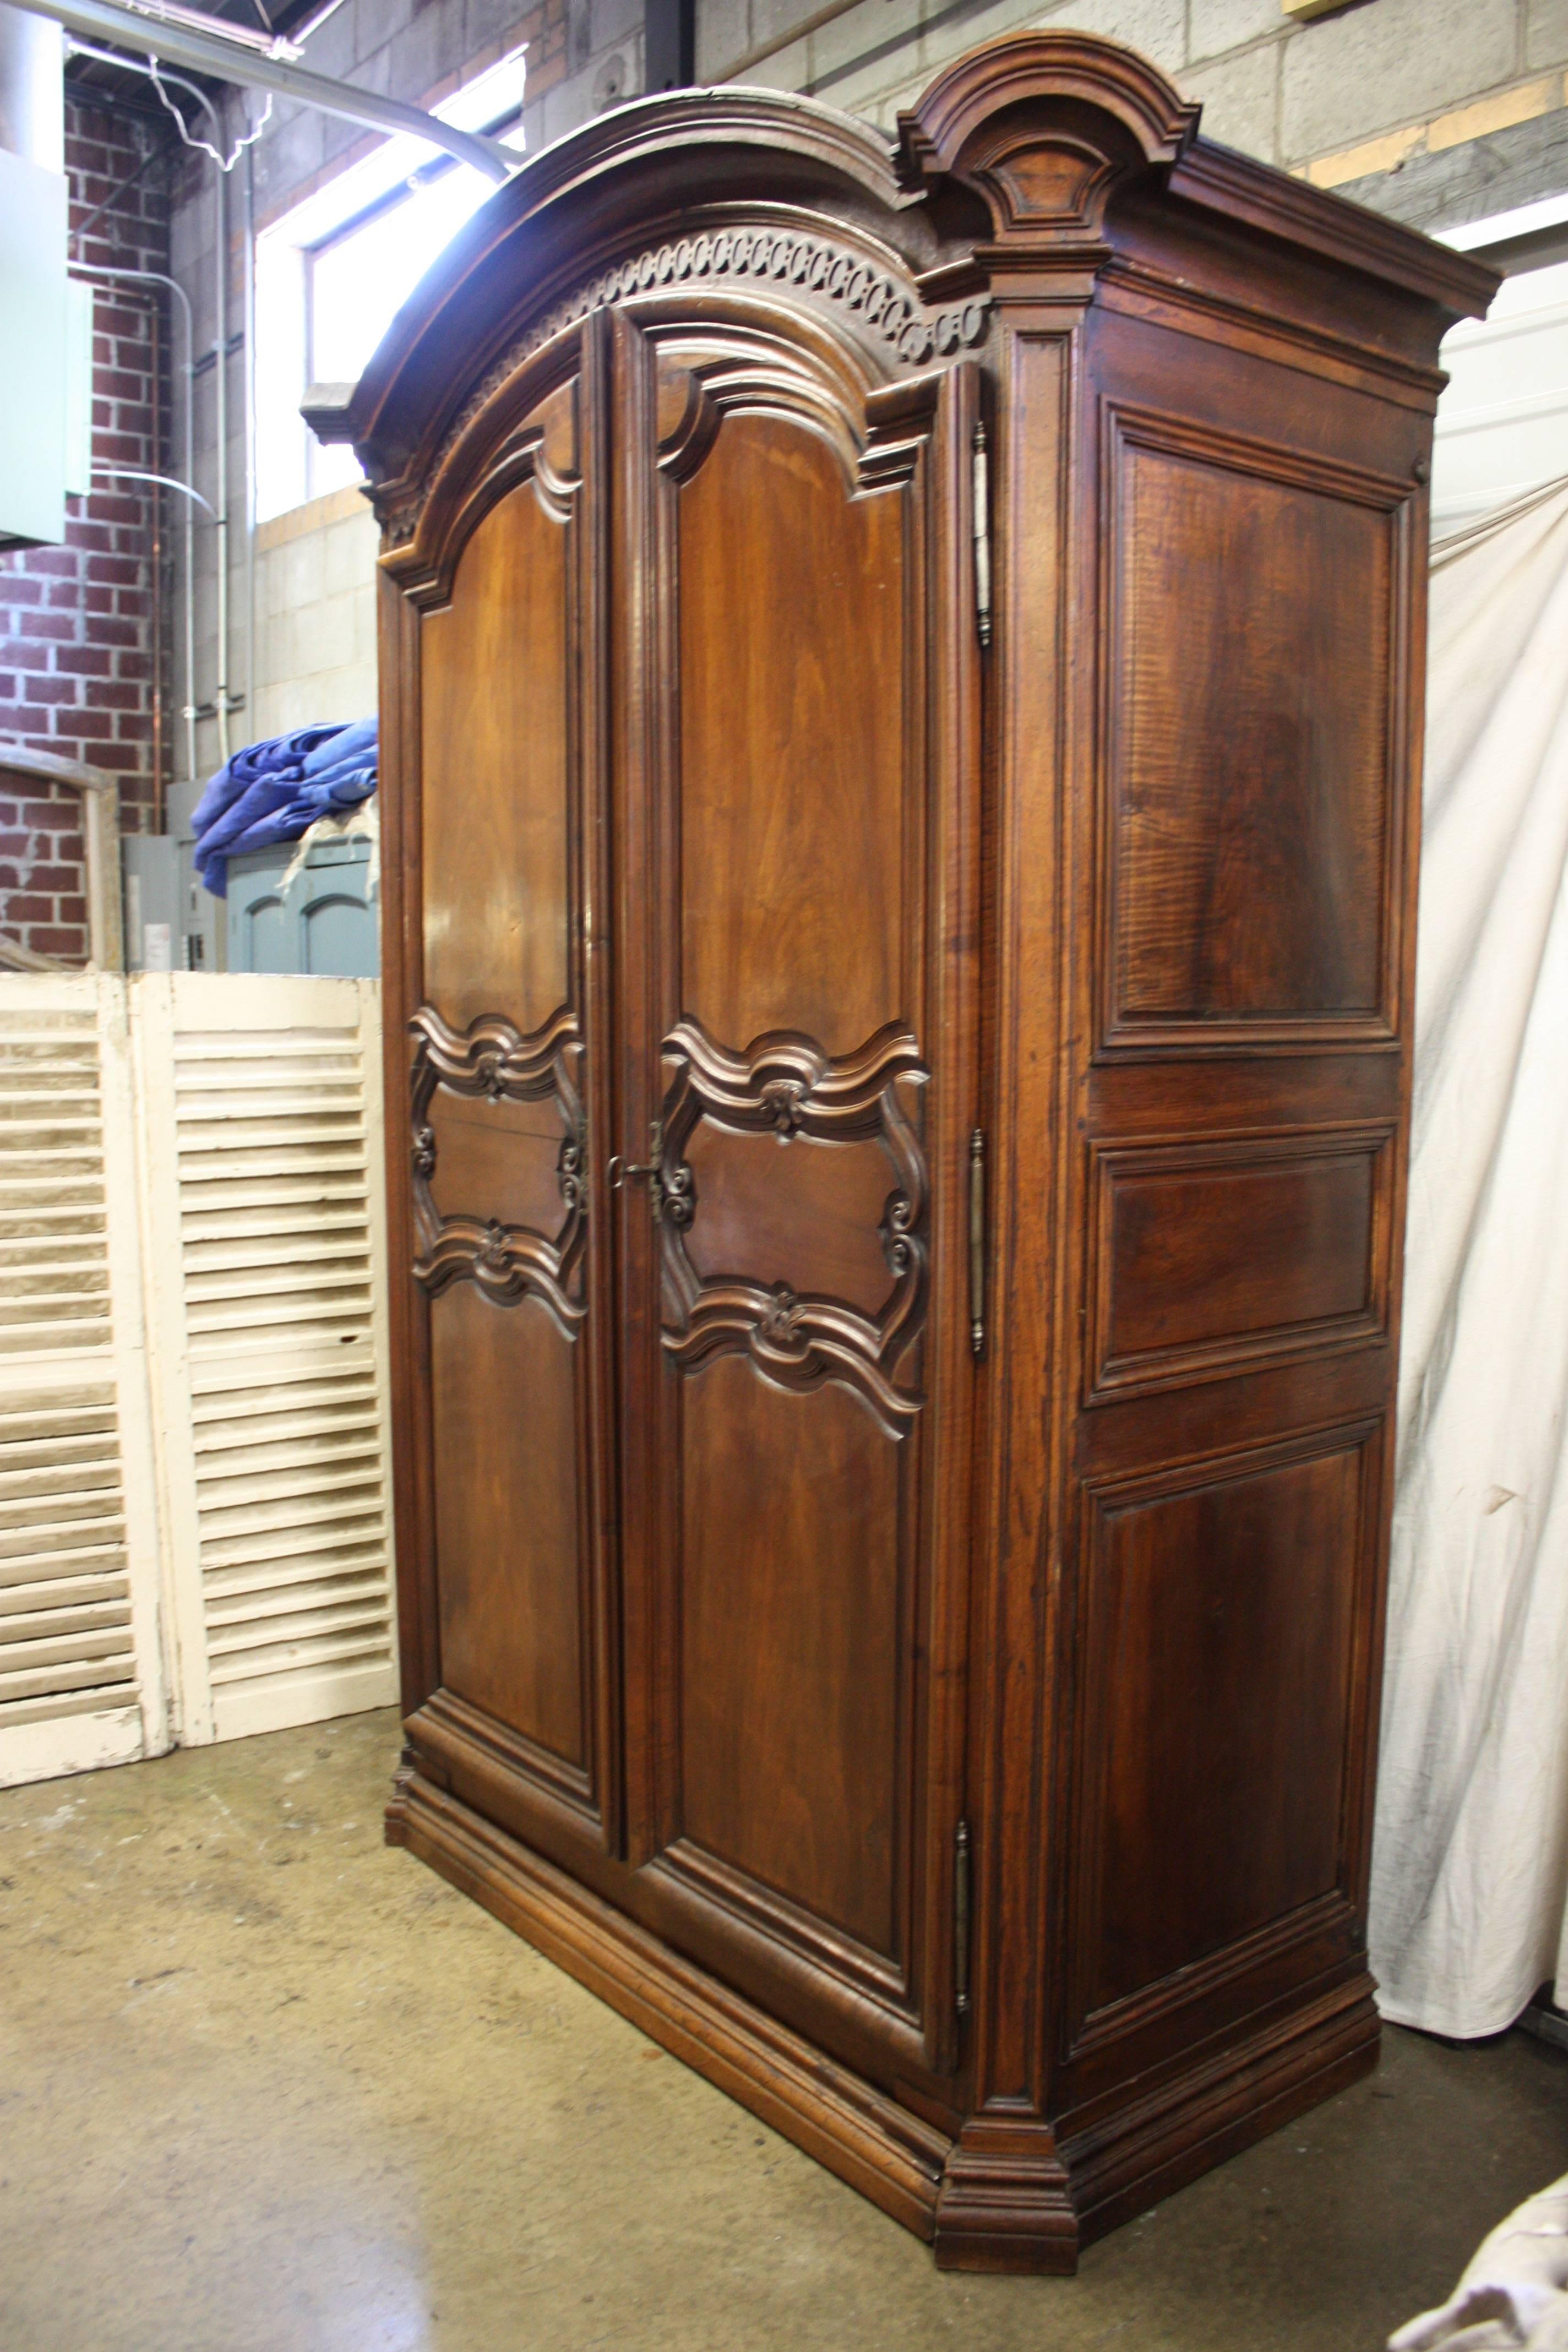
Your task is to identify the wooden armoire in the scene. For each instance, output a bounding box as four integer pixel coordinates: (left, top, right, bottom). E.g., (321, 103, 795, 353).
(317, 34, 1495, 2270)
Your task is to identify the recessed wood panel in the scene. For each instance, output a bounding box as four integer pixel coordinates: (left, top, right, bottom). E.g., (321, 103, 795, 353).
(1085, 1441, 1362, 2017)
(421, 470, 571, 1033)
(1090, 1131, 1386, 1395)
(678, 1350, 902, 1959)
(1110, 432, 1393, 1034)
(677, 411, 908, 1056)
(431, 1282, 584, 1765)
(683, 1120, 899, 1319)
(427, 1092, 565, 1238)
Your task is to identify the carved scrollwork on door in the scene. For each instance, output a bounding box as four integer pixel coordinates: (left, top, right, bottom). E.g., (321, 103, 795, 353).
(409, 1003, 587, 1331)
(652, 1020, 929, 1438)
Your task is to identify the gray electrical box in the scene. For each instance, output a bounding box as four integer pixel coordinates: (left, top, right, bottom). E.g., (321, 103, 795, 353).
(122, 835, 181, 974)
(166, 777, 222, 973)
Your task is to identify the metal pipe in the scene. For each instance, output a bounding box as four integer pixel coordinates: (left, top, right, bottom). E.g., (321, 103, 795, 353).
(69, 48, 232, 769)
(11, 0, 518, 178)
(243, 138, 256, 748)
(99, 0, 298, 59)
(90, 465, 213, 510)
(148, 275, 162, 831)
(69, 262, 197, 788)
(287, 0, 345, 45)
(213, 116, 228, 763)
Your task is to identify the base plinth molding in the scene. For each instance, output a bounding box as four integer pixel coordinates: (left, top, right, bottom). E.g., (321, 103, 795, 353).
(389, 1768, 1380, 2274)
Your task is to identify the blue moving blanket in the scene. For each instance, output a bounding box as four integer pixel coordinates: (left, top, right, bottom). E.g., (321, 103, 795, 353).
(192, 717, 378, 896)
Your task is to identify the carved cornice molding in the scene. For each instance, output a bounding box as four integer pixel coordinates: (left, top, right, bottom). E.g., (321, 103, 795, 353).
(409, 1003, 587, 1331)
(381, 230, 988, 545)
(654, 1021, 930, 1439)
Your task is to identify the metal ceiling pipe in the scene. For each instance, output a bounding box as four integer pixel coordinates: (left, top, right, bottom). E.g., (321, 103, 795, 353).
(70, 41, 233, 767)
(71, 262, 198, 788)
(7, 0, 518, 179)
(94, 0, 301, 61)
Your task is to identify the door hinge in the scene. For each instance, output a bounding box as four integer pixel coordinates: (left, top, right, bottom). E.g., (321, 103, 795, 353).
(969, 1127, 986, 1358)
(972, 418, 992, 651)
(954, 1817, 972, 2017)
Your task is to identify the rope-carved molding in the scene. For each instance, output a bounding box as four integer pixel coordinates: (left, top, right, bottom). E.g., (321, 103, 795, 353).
(409, 1003, 587, 1331)
(386, 231, 990, 543)
(654, 1020, 930, 1439)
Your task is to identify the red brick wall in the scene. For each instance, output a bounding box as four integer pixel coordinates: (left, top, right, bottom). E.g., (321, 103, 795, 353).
(0, 97, 171, 965)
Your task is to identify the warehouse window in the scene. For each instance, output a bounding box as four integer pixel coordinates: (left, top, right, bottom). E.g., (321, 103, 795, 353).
(254, 49, 526, 521)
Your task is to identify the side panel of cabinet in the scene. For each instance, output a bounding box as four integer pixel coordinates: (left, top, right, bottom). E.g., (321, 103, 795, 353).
(1052, 302, 1426, 2118)
(614, 316, 981, 2088)
(383, 326, 620, 1848)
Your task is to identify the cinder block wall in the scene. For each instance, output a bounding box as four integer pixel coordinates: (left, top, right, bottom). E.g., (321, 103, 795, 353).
(0, 99, 171, 967)
(698, 0, 1568, 230)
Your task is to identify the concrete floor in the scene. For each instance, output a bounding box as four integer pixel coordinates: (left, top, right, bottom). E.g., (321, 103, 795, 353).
(1, 1714, 1565, 2352)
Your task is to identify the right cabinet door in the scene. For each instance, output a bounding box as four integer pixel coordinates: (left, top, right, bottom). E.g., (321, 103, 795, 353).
(612, 314, 983, 2090)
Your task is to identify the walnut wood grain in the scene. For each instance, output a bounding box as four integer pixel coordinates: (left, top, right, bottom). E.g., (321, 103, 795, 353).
(366, 29, 1496, 2273)
(431, 1283, 587, 1771)
(418, 470, 571, 1037)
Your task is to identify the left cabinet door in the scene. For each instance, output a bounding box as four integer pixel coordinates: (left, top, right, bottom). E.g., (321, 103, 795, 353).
(382, 323, 621, 1853)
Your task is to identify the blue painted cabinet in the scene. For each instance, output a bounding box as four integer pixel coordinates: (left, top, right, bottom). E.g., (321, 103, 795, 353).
(226, 836, 378, 977)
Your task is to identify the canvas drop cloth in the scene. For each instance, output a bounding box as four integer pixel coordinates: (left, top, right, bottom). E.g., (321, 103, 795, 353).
(1369, 478, 1568, 2038)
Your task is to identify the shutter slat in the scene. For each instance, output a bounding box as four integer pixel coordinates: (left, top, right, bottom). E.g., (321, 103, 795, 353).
(0, 1462, 121, 1500)
(195, 1438, 382, 1490)
(0, 1521, 126, 1561)
(0, 1649, 137, 1702)
(205, 1582, 389, 1638)
(0, 1549, 127, 1590)
(0, 1600, 132, 1648)
(200, 1514, 387, 1572)
(207, 1623, 390, 1684)
(191, 1386, 379, 1434)
(0, 1684, 139, 1730)
(0, 1488, 125, 1527)
(203, 1551, 389, 1603)
(0, 1571, 129, 1615)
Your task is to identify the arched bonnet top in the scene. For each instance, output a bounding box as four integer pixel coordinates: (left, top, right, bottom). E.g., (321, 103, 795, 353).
(312, 30, 1498, 510)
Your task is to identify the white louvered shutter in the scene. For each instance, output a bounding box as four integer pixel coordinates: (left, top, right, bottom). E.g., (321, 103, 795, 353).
(136, 974, 398, 1743)
(0, 975, 168, 1787)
